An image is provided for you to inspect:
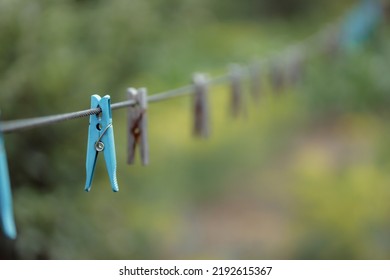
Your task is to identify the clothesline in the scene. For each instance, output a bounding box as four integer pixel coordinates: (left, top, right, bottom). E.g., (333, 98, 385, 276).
(0, 1, 383, 240)
(0, 17, 339, 134)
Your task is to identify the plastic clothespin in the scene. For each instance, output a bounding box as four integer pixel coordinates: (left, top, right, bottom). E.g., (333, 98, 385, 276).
(85, 95, 119, 192)
(340, 0, 383, 52)
(192, 73, 210, 138)
(0, 117, 17, 239)
(229, 64, 244, 118)
(127, 88, 149, 165)
(250, 61, 261, 102)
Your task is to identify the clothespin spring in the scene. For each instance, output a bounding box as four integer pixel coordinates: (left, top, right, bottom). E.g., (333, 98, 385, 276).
(95, 123, 113, 152)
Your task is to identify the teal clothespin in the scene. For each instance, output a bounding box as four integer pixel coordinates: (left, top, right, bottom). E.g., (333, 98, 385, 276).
(0, 119, 17, 239)
(341, 0, 383, 51)
(85, 95, 119, 192)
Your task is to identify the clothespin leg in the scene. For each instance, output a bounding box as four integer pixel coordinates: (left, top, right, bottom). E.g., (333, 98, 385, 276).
(100, 96, 119, 192)
(102, 126, 119, 192)
(85, 95, 100, 192)
(0, 134, 17, 239)
(85, 143, 99, 192)
(138, 88, 149, 165)
(127, 88, 138, 165)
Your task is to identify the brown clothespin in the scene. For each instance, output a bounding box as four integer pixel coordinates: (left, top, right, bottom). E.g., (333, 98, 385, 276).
(250, 61, 261, 102)
(229, 64, 244, 118)
(192, 73, 210, 138)
(127, 87, 149, 165)
(317, 24, 341, 57)
(269, 59, 285, 94)
(285, 45, 306, 87)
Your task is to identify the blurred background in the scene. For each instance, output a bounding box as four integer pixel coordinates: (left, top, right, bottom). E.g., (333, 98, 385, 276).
(1, 0, 390, 259)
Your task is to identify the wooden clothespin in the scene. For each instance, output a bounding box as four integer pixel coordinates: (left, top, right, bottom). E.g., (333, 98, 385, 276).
(250, 61, 261, 102)
(269, 59, 285, 94)
(192, 73, 210, 138)
(127, 87, 149, 165)
(229, 64, 244, 118)
(285, 45, 306, 87)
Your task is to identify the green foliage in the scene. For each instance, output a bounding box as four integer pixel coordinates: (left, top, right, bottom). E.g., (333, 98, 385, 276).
(2, 0, 390, 260)
(300, 35, 390, 118)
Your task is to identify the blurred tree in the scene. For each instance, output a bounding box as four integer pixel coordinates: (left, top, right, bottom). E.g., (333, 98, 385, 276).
(0, 0, 377, 260)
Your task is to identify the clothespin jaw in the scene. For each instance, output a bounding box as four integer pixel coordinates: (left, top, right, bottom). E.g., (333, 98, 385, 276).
(85, 94, 119, 192)
(192, 73, 210, 138)
(0, 119, 17, 239)
(229, 64, 244, 118)
(127, 87, 149, 165)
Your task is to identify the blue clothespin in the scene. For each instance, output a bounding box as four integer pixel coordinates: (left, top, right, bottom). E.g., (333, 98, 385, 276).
(0, 120, 17, 239)
(85, 95, 119, 192)
(340, 0, 383, 51)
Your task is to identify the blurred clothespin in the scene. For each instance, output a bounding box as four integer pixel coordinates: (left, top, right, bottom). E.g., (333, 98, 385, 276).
(269, 59, 284, 94)
(229, 64, 244, 118)
(323, 27, 342, 57)
(127, 87, 149, 165)
(250, 61, 261, 102)
(85, 95, 119, 192)
(192, 73, 210, 138)
(0, 116, 17, 239)
(340, 0, 383, 52)
(285, 45, 306, 87)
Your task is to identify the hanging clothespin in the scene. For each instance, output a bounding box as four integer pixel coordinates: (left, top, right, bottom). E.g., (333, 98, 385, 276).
(85, 95, 119, 192)
(229, 64, 244, 118)
(192, 73, 210, 138)
(250, 61, 261, 102)
(269, 58, 284, 94)
(285, 45, 306, 87)
(0, 116, 17, 239)
(322, 25, 342, 57)
(127, 87, 149, 165)
(340, 0, 383, 52)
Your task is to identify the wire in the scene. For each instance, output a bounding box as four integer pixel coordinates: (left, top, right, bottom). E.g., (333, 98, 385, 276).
(0, 13, 342, 134)
(0, 108, 101, 133)
(0, 73, 235, 134)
